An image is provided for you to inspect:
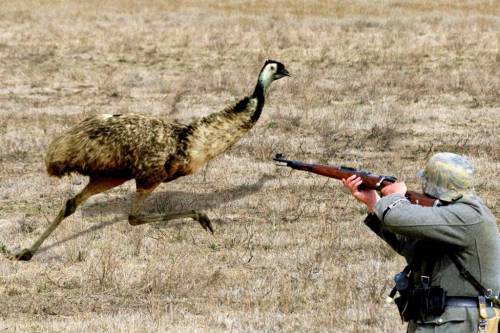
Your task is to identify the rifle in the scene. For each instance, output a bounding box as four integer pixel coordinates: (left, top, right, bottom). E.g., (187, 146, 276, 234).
(273, 153, 437, 207)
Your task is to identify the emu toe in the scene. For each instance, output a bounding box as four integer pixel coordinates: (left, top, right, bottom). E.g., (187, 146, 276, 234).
(11, 248, 34, 261)
(195, 213, 214, 234)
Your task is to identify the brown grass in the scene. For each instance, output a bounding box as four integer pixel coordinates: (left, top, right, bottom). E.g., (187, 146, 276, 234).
(0, 0, 499, 331)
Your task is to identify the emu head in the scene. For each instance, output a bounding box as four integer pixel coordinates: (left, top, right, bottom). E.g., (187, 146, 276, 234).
(258, 59, 290, 91)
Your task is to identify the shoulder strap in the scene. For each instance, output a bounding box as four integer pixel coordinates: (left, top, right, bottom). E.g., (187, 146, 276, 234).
(448, 253, 488, 295)
(447, 253, 500, 306)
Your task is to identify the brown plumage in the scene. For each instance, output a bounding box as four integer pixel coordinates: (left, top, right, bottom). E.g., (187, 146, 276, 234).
(11, 60, 289, 261)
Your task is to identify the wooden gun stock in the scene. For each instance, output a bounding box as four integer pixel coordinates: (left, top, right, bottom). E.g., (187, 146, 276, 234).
(273, 153, 437, 207)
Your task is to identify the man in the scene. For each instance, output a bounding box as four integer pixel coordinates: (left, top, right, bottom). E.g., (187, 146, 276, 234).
(342, 152, 500, 332)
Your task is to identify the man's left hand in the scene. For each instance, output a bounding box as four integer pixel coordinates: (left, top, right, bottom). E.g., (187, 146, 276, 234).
(342, 175, 380, 212)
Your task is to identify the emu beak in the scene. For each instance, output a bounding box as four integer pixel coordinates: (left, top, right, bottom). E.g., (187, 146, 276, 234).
(274, 68, 290, 80)
(279, 68, 290, 77)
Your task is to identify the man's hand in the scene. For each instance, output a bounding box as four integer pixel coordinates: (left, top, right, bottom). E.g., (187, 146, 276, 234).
(342, 175, 380, 212)
(381, 182, 407, 196)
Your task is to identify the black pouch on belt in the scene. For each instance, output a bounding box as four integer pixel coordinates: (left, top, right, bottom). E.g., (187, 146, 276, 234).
(422, 286, 447, 317)
(395, 286, 447, 321)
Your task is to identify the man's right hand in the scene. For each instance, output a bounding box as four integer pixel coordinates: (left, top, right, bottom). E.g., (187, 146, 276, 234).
(381, 182, 407, 197)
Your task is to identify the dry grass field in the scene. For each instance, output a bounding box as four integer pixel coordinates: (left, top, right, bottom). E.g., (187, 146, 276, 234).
(0, 0, 499, 332)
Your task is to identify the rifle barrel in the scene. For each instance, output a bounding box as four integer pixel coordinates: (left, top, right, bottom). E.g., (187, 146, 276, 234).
(285, 161, 393, 190)
(274, 154, 437, 207)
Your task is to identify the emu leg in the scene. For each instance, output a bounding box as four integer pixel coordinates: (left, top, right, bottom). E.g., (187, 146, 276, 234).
(128, 187, 214, 233)
(10, 177, 127, 261)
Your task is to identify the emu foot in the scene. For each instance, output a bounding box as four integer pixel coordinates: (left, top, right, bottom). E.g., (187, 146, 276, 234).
(9, 248, 34, 261)
(130, 212, 214, 234)
(194, 213, 214, 234)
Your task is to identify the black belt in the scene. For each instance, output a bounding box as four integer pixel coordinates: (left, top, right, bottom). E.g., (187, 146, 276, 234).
(446, 296, 493, 308)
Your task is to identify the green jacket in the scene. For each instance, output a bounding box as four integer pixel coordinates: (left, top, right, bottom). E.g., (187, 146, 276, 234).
(366, 194, 500, 333)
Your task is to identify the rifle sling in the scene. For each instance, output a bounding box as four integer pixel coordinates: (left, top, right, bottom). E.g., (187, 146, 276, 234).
(447, 253, 493, 298)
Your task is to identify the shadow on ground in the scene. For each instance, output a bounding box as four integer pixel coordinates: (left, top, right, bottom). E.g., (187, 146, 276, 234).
(81, 174, 274, 217)
(37, 174, 275, 254)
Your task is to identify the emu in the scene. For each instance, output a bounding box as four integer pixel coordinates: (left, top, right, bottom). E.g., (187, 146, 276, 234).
(12, 60, 289, 261)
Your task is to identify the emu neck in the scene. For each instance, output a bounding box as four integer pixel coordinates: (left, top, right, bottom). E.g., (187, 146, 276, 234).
(256, 72, 273, 97)
(250, 80, 265, 122)
(186, 81, 267, 173)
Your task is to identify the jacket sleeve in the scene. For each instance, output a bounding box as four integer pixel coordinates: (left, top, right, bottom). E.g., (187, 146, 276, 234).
(373, 193, 482, 248)
(364, 213, 409, 254)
